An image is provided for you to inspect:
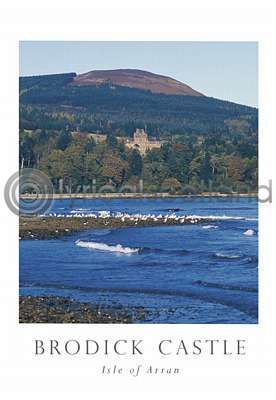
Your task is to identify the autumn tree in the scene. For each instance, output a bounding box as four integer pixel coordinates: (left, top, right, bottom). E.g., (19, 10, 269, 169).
(224, 155, 245, 182)
(101, 152, 129, 186)
(161, 178, 182, 193)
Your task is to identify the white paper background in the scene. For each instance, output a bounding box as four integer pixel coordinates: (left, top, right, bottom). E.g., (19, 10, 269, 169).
(0, 1, 275, 397)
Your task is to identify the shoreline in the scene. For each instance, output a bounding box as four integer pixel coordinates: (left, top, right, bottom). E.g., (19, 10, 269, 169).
(19, 215, 209, 240)
(20, 192, 258, 200)
(19, 295, 144, 323)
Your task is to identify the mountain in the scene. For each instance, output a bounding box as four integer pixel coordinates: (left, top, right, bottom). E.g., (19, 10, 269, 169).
(71, 69, 203, 96)
(19, 70, 258, 136)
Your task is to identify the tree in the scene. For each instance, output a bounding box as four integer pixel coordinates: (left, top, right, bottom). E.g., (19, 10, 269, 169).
(40, 150, 66, 182)
(200, 151, 212, 184)
(243, 156, 257, 187)
(62, 144, 87, 187)
(106, 134, 118, 150)
(81, 153, 101, 186)
(161, 178, 182, 193)
(84, 137, 95, 153)
(19, 135, 32, 168)
(101, 153, 129, 186)
(57, 129, 72, 151)
(188, 156, 201, 183)
(224, 155, 245, 182)
(142, 162, 170, 188)
(128, 149, 143, 177)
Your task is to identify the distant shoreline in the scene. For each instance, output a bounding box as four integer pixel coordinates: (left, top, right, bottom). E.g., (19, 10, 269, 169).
(20, 192, 258, 200)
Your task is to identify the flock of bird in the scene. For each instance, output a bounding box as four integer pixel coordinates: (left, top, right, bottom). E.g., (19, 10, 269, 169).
(39, 210, 256, 234)
(43, 210, 203, 225)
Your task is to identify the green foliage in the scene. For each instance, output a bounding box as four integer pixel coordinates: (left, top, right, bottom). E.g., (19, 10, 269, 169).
(128, 149, 143, 177)
(19, 73, 257, 135)
(19, 73, 258, 193)
(200, 151, 212, 185)
(57, 129, 72, 151)
(20, 127, 258, 193)
(106, 134, 118, 150)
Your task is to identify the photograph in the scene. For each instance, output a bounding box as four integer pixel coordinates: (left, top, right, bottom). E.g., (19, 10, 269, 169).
(18, 41, 258, 324)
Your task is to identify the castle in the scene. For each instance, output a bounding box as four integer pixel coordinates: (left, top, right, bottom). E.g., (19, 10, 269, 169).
(72, 128, 163, 156)
(124, 129, 162, 155)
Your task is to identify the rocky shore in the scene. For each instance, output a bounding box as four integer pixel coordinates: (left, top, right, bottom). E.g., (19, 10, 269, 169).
(19, 214, 207, 240)
(19, 296, 146, 323)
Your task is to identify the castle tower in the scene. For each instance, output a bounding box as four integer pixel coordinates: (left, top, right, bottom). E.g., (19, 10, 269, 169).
(125, 128, 162, 156)
(133, 128, 148, 142)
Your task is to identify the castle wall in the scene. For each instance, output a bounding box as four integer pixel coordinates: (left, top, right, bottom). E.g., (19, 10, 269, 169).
(125, 129, 162, 155)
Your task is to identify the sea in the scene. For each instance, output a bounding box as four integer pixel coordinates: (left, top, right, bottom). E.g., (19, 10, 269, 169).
(19, 196, 258, 323)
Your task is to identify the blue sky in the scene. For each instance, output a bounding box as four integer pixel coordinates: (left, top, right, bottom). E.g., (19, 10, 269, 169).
(19, 41, 258, 107)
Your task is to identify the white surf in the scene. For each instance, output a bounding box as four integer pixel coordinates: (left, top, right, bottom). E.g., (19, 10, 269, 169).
(75, 240, 139, 254)
(243, 229, 255, 236)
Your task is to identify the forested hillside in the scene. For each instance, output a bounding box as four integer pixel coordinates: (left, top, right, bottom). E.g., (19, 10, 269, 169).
(19, 71, 258, 193)
(19, 72, 257, 136)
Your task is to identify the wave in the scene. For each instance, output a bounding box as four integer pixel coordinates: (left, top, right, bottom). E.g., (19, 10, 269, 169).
(213, 252, 258, 266)
(186, 214, 257, 221)
(244, 255, 258, 264)
(194, 280, 258, 293)
(75, 240, 189, 256)
(75, 240, 139, 254)
(243, 229, 255, 236)
(202, 225, 218, 229)
(213, 252, 242, 260)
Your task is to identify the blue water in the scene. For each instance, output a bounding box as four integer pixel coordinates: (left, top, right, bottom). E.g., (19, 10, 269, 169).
(20, 197, 258, 323)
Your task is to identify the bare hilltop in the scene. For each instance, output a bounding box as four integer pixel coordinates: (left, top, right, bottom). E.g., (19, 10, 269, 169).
(71, 68, 204, 96)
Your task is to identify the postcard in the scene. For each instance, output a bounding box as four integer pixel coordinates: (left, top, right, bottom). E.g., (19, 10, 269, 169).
(0, 3, 275, 397)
